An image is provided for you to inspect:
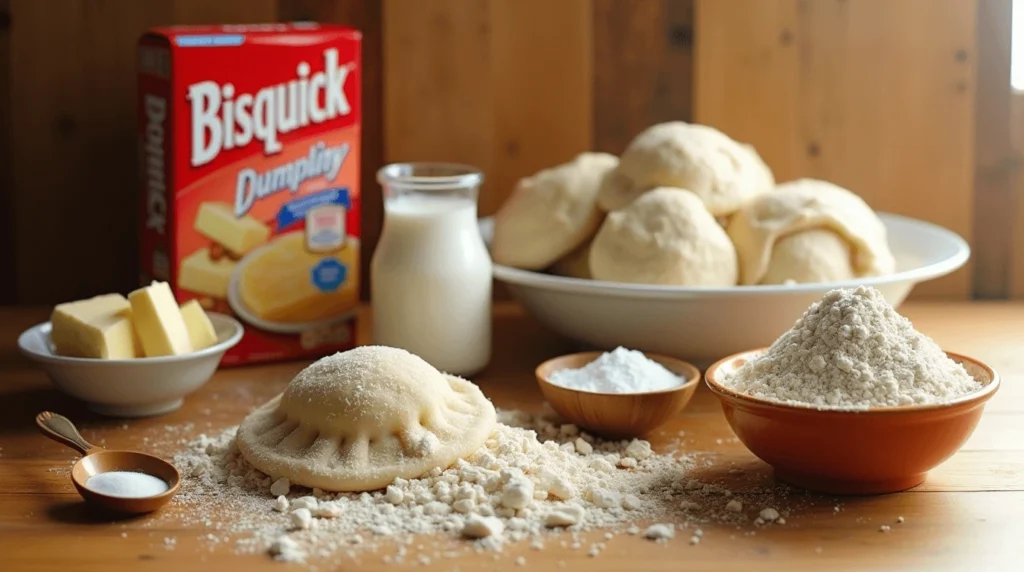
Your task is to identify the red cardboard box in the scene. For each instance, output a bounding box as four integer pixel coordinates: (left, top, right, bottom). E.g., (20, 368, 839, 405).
(137, 23, 362, 366)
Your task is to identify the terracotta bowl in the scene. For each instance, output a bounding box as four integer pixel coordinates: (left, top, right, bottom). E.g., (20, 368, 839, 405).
(705, 349, 1000, 495)
(535, 351, 701, 439)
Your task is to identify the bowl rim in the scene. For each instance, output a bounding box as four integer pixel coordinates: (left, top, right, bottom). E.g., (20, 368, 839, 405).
(487, 212, 970, 299)
(17, 312, 244, 366)
(535, 350, 702, 397)
(704, 348, 1001, 415)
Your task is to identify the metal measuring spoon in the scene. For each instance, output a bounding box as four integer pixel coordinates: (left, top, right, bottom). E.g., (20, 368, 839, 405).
(36, 411, 181, 514)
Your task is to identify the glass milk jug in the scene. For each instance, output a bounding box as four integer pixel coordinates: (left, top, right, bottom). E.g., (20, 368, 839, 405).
(371, 163, 492, 376)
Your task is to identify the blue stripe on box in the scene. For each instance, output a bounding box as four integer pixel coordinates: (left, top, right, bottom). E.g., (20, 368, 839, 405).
(175, 35, 245, 48)
(275, 188, 350, 230)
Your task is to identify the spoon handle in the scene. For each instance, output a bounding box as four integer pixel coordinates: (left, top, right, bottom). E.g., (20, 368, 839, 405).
(35, 411, 98, 456)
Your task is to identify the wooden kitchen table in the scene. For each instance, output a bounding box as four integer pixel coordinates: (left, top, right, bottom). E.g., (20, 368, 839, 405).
(1, 302, 1023, 571)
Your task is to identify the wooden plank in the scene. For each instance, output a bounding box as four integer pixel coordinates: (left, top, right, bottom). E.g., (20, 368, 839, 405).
(695, 0, 977, 298)
(277, 0, 384, 300)
(0, 0, 13, 305)
(382, 0, 495, 196)
(972, 0, 1014, 299)
(592, 0, 694, 154)
(9, 0, 161, 304)
(1012, 91, 1024, 298)
(488, 0, 592, 215)
(382, 0, 592, 217)
(7, 0, 277, 305)
(0, 491, 1022, 571)
(171, 0, 276, 23)
(694, 0, 800, 175)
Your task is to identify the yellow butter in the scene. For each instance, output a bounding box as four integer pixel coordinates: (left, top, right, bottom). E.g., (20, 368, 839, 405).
(179, 248, 236, 299)
(194, 201, 271, 255)
(180, 299, 218, 350)
(129, 281, 193, 357)
(50, 294, 141, 359)
(239, 232, 358, 323)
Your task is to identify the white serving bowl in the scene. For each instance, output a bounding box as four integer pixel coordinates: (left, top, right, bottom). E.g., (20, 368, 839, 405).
(17, 313, 243, 417)
(482, 213, 969, 366)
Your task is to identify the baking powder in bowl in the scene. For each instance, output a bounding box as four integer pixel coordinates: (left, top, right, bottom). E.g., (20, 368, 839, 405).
(85, 471, 169, 498)
(549, 347, 683, 393)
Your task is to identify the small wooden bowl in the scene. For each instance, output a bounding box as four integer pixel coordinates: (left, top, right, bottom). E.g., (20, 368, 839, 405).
(71, 451, 182, 514)
(705, 349, 1000, 495)
(535, 351, 701, 439)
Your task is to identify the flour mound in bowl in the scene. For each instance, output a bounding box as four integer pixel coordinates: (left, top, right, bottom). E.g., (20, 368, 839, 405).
(236, 345, 497, 491)
(724, 286, 981, 410)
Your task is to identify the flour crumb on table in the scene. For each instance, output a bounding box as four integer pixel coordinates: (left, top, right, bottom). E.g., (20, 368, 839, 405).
(270, 535, 305, 562)
(461, 515, 505, 539)
(290, 508, 313, 530)
(270, 477, 291, 497)
(159, 408, 804, 564)
(644, 523, 675, 541)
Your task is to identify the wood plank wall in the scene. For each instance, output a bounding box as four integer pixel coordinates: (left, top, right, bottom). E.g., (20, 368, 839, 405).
(0, 0, 1017, 304)
(695, 0, 983, 298)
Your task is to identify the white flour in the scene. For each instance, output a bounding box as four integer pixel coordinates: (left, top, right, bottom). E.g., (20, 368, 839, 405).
(724, 286, 982, 410)
(158, 408, 794, 566)
(548, 347, 683, 393)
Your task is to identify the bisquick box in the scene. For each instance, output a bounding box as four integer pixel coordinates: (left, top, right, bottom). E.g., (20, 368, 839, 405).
(137, 23, 362, 366)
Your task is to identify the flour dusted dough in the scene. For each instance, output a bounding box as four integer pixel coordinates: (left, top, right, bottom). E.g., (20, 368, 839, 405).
(727, 179, 895, 285)
(589, 187, 738, 286)
(759, 229, 856, 285)
(236, 346, 497, 492)
(492, 152, 619, 270)
(596, 122, 773, 216)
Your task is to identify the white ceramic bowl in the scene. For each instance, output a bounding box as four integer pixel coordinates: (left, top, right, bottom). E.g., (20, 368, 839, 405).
(17, 313, 243, 418)
(483, 213, 969, 366)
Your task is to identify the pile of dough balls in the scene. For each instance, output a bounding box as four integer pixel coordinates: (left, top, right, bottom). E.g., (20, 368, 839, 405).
(491, 121, 896, 287)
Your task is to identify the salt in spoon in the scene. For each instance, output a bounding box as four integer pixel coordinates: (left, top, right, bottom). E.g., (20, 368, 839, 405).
(35, 411, 181, 514)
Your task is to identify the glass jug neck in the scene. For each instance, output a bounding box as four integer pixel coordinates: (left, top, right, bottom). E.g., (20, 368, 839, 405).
(377, 162, 484, 204)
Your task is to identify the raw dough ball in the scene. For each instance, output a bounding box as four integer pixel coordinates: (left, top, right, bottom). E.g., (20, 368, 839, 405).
(492, 152, 619, 270)
(596, 122, 773, 216)
(759, 229, 855, 285)
(727, 178, 895, 285)
(236, 346, 497, 492)
(589, 187, 738, 286)
(548, 240, 593, 279)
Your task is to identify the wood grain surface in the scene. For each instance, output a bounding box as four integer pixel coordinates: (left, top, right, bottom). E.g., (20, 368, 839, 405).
(591, 0, 694, 155)
(1, 301, 1023, 570)
(972, 0, 1015, 299)
(1013, 91, 1024, 298)
(383, 0, 593, 217)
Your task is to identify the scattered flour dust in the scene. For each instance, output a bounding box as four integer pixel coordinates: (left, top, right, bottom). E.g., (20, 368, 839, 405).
(158, 408, 781, 566)
(548, 347, 683, 393)
(724, 286, 982, 410)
